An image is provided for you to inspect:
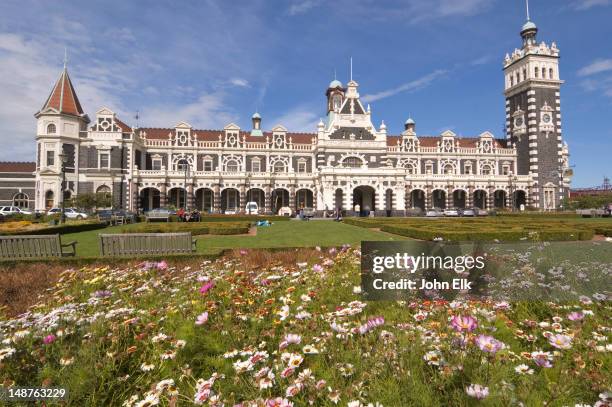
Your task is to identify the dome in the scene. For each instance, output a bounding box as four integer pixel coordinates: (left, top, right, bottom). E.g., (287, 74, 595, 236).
(405, 117, 415, 125)
(328, 79, 343, 88)
(521, 20, 537, 32)
(252, 112, 261, 119)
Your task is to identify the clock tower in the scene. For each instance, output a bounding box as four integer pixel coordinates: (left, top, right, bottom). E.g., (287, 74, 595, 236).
(503, 5, 570, 210)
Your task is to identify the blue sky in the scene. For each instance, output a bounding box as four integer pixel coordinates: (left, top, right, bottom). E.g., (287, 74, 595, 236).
(0, 0, 610, 187)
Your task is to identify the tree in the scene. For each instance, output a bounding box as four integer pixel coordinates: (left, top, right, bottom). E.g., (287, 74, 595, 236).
(67, 192, 113, 211)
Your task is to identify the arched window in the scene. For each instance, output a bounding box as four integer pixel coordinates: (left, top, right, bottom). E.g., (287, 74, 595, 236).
(510, 75, 514, 87)
(404, 163, 415, 174)
(534, 66, 539, 78)
(542, 67, 547, 79)
(273, 161, 286, 173)
(481, 165, 492, 176)
(45, 190, 54, 209)
(13, 193, 29, 209)
(96, 185, 111, 197)
(342, 157, 363, 168)
(47, 123, 56, 134)
(549, 68, 554, 79)
(225, 160, 239, 172)
(444, 164, 454, 174)
(522, 68, 527, 81)
(176, 159, 189, 172)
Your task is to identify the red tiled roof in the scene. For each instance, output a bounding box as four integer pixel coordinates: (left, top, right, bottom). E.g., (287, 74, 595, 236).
(115, 117, 132, 133)
(0, 162, 36, 173)
(40, 69, 84, 116)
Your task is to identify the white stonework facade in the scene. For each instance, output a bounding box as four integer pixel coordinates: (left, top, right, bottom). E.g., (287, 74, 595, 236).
(4, 15, 571, 215)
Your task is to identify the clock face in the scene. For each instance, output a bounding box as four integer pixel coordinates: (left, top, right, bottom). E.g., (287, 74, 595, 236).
(542, 114, 551, 123)
(515, 117, 524, 127)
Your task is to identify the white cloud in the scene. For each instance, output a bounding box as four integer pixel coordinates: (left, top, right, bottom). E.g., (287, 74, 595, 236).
(229, 78, 250, 88)
(287, 0, 320, 16)
(578, 59, 612, 76)
(572, 0, 611, 10)
(362, 69, 448, 103)
(268, 105, 320, 132)
(140, 92, 238, 129)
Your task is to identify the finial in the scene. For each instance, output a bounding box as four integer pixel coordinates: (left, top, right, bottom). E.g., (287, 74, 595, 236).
(350, 57, 353, 81)
(63, 47, 68, 69)
(135, 110, 140, 128)
(526, 0, 530, 21)
(334, 68, 336, 80)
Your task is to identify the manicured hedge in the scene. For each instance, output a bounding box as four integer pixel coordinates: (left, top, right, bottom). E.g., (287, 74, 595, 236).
(0, 222, 107, 236)
(122, 222, 250, 236)
(199, 215, 291, 222)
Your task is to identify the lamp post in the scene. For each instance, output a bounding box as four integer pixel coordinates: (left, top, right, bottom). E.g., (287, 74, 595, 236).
(58, 152, 67, 224)
(183, 162, 190, 211)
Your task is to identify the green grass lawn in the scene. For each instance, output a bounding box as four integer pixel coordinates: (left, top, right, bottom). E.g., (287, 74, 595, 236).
(61, 220, 407, 257)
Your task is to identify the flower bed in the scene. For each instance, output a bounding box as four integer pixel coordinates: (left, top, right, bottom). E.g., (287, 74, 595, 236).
(0, 248, 609, 405)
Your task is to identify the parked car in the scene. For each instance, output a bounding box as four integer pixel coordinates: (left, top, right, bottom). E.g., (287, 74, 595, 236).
(278, 206, 293, 217)
(0, 206, 32, 216)
(425, 208, 444, 217)
(245, 201, 259, 215)
(224, 207, 238, 215)
(443, 208, 460, 217)
(461, 208, 476, 217)
(47, 207, 89, 219)
(474, 208, 489, 216)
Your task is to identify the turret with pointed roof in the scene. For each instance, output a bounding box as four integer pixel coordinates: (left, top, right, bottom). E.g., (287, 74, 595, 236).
(35, 67, 89, 122)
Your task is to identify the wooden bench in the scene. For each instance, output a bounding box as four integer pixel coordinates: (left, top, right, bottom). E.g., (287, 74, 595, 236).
(0, 234, 77, 259)
(99, 232, 197, 256)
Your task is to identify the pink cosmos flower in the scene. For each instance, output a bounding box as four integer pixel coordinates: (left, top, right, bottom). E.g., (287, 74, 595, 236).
(240, 250, 248, 255)
(357, 316, 385, 334)
(312, 264, 323, 273)
(548, 334, 572, 349)
(265, 398, 293, 407)
(43, 334, 56, 345)
(450, 315, 478, 332)
(475, 335, 504, 354)
(466, 384, 489, 399)
(199, 281, 215, 295)
(196, 312, 209, 325)
(531, 350, 553, 368)
(157, 260, 168, 270)
(279, 334, 302, 349)
(567, 311, 584, 321)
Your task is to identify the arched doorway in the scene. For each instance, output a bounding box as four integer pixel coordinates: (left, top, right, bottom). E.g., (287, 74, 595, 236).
(296, 189, 314, 211)
(473, 190, 487, 209)
(432, 189, 446, 209)
(334, 189, 344, 211)
(411, 189, 425, 211)
(513, 190, 527, 210)
(221, 188, 240, 213)
(168, 187, 187, 209)
(246, 188, 265, 213)
(96, 185, 112, 209)
(385, 189, 393, 217)
(494, 190, 507, 209)
(195, 188, 214, 213)
(140, 188, 160, 212)
(453, 190, 466, 209)
(353, 186, 375, 216)
(45, 191, 54, 210)
(271, 188, 289, 214)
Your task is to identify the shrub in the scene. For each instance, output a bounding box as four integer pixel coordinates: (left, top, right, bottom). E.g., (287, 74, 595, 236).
(121, 221, 250, 236)
(0, 221, 107, 236)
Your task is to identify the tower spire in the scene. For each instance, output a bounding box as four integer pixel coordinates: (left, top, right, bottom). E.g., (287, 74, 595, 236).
(63, 47, 68, 70)
(526, 0, 530, 21)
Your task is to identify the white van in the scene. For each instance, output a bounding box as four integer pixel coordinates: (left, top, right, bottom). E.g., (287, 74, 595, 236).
(245, 201, 259, 215)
